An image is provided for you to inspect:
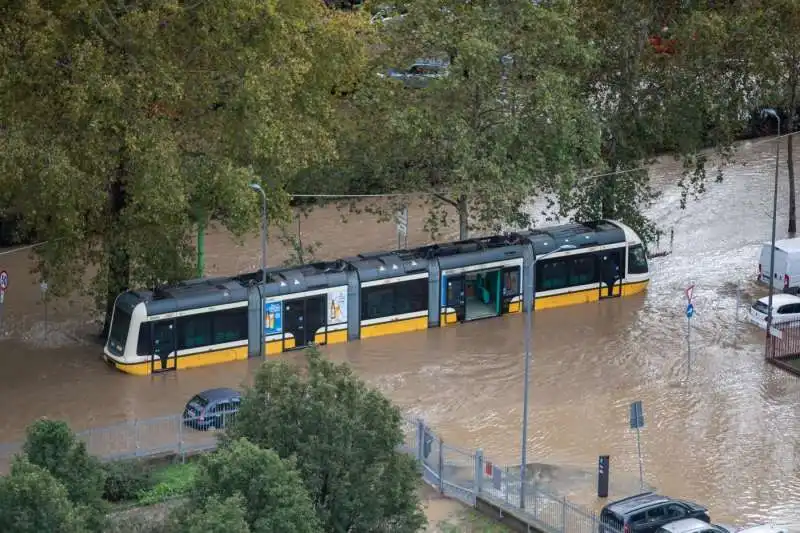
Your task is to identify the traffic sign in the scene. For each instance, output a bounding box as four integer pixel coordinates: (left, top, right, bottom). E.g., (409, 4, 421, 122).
(629, 400, 644, 429)
(40, 281, 48, 293)
(686, 303, 694, 318)
(685, 284, 694, 303)
(0, 270, 8, 290)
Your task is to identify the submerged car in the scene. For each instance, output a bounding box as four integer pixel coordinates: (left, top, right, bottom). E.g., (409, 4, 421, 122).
(600, 492, 710, 533)
(182, 387, 241, 431)
(379, 59, 449, 89)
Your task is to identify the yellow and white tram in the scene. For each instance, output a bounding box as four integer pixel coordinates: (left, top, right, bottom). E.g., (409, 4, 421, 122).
(103, 220, 650, 375)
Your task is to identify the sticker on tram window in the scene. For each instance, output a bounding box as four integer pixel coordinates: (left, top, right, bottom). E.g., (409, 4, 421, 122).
(264, 301, 282, 335)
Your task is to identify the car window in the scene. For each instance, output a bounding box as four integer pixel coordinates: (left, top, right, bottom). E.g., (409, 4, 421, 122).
(629, 512, 646, 524)
(407, 65, 421, 74)
(190, 395, 209, 407)
(664, 504, 686, 518)
(646, 506, 666, 521)
(778, 305, 790, 314)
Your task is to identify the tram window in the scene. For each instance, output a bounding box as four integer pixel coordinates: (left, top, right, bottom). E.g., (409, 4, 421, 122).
(536, 260, 568, 291)
(361, 278, 429, 320)
(395, 278, 428, 314)
(628, 244, 648, 274)
(362, 286, 395, 320)
(137, 324, 152, 356)
(502, 267, 520, 296)
(109, 309, 131, 347)
(568, 255, 597, 286)
(177, 313, 213, 350)
(213, 308, 248, 343)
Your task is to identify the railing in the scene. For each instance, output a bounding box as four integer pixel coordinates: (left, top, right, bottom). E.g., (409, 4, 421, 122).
(0, 411, 620, 533)
(766, 318, 800, 376)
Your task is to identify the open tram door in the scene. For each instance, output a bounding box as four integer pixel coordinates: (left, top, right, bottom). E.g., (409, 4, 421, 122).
(282, 296, 326, 350)
(598, 250, 623, 299)
(151, 320, 177, 373)
(444, 275, 466, 324)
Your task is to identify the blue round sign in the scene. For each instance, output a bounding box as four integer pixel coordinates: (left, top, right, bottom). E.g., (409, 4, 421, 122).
(686, 303, 694, 318)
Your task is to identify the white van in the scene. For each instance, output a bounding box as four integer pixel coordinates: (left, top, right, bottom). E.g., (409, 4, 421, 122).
(758, 238, 800, 294)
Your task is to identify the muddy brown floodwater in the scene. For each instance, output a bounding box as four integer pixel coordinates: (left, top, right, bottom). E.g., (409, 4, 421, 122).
(2, 139, 800, 526)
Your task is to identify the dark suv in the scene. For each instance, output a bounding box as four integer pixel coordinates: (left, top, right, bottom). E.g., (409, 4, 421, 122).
(600, 493, 710, 533)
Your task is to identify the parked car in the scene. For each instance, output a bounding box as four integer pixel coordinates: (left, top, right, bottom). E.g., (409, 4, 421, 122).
(657, 518, 736, 533)
(182, 388, 241, 431)
(748, 293, 800, 331)
(600, 492, 710, 533)
(379, 59, 449, 89)
(758, 238, 800, 294)
(658, 520, 791, 533)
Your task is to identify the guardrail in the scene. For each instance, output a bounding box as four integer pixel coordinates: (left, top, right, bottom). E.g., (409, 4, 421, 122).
(0, 411, 616, 533)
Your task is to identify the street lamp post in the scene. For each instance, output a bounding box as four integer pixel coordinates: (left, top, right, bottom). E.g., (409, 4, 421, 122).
(519, 243, 576, 509)
(762, 109, 781, 337)
(249, 183, 268, 283)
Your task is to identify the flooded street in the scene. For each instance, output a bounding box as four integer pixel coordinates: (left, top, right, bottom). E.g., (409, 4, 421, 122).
(2, 138, 800, 525)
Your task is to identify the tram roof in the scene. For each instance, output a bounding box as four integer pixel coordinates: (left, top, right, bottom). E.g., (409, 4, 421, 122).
(343, 249, 429, 283)
(520, 220, 625, 255)
(261, 260, 349, 297)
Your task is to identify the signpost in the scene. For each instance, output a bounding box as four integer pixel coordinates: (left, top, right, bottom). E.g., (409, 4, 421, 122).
(629, 400, 645, 491)
(0, 270, 7, 334)
(685, 284, 695, 373)
(40, 280, 48, 338)
(395, 207, 408, 249)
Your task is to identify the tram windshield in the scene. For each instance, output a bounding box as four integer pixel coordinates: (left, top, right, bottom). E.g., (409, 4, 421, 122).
(108, 308, 131, 353)
(628, 244, 649, 274)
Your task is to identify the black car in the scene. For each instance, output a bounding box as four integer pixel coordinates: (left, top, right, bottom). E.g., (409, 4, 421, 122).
(600, 493, 710, 533)
(182, 388, 241, 431)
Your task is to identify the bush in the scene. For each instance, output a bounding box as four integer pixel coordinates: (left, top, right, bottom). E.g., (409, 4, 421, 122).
(103, 460, 154, 502)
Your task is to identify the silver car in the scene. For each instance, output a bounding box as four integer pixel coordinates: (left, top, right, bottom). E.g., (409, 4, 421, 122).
(658, 519, 789, 533)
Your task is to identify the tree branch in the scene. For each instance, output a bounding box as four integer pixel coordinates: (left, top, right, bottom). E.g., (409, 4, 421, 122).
(433, 193, 457, 208)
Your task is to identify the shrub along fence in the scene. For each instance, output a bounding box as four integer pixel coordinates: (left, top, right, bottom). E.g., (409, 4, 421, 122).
(0, 410, 618, 533)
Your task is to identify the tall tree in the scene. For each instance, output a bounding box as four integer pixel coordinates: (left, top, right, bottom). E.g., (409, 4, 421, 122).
(733, 0, 800, 235)
(0, 459, 88, 533)
(0, 0, 365, 334)
(175, 439, 321, 533)
(227, 348, 426, 533)
(348, 0, 600, 239)
(569, 0, 748, 241)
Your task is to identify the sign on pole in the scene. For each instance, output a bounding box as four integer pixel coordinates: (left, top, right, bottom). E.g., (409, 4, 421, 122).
(629, 400, 645, 491)
(395, 207, 408, 249)
(40, 280, 49, 338)
(0, 270, 7, 330)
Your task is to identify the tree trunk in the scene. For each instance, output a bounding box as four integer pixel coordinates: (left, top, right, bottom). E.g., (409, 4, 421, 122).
(457, 195, 468, 239)
(601, 170, 617, 220)
(101, 161, 130, 340)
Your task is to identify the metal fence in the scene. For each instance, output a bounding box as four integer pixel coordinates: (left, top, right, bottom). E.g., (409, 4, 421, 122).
(766, 318, 800, 376)
(0, 410, 618, 533)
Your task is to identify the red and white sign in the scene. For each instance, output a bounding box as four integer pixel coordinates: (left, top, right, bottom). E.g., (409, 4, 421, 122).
(685, 284, 695, 303)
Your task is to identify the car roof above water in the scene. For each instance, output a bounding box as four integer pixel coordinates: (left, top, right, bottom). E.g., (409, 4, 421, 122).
(195, 387, 241, 402)
(756, 294, 800, 307)
(605, 492, 671, 515)
(659, 519, 717, 533)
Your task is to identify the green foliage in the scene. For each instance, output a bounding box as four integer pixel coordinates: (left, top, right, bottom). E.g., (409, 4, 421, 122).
(0, 0, 369, 326)
(175, 494, 251, 533)
(227, 348, 426, 533)
(102, 459, 154, 502)
(178, 438, 320, 533)
(22, 418, 107, 529)
(0, 458, 88, 533)
(345, 0, 600, 238)
(137, 462, 198, 505)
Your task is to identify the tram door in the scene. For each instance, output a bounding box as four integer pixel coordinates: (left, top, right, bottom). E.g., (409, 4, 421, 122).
(283, 296, 326, 349)
(598, 250, 623, 299)
(151, 320, 177, 372)
(445, 275, 466, 323)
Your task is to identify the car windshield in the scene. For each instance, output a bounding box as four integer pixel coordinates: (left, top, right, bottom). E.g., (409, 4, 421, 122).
(189, 395, 209, 407)
(752, 301, 769, 314)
